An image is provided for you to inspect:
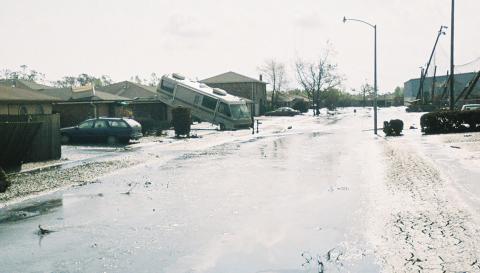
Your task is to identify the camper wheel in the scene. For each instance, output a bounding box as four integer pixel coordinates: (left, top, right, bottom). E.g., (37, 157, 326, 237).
(219, 123, 226, 131)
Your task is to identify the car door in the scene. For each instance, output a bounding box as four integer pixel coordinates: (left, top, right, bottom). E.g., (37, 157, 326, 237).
(92, 120, 110, 141)
(76, 120, 95, 142)
(108, 120, 130, 139)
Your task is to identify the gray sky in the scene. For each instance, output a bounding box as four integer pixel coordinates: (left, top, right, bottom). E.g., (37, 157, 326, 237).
(1, 0, 479, 93)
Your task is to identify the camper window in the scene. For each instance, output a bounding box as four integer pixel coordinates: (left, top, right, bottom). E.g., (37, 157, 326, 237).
(201, 96, 218, 110)
(160, 79, 175, 93)
(218, 102, 231, 117)
(194, 95, 200, 105)
(230, 104, 250, 119)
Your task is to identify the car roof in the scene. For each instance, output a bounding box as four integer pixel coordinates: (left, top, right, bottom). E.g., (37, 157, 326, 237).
(83, 117, 130, 122)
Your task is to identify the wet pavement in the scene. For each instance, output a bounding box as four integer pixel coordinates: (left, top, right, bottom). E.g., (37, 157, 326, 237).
(1, 108, 480, 273)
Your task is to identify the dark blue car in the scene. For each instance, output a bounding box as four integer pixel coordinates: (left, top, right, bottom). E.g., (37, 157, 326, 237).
(61, 117, 143, 145)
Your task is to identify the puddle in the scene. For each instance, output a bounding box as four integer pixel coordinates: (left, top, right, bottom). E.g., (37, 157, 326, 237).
(0, 198, 62, 223)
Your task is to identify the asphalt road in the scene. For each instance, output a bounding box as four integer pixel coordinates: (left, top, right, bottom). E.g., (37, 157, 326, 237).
(1, 107, 479, 273)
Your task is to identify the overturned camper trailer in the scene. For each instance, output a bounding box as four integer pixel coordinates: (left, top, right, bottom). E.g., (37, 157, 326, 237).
(157, 73, 252, 130)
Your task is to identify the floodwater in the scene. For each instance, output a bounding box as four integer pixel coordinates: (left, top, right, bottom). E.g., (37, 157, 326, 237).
(1, 107, 479, 273)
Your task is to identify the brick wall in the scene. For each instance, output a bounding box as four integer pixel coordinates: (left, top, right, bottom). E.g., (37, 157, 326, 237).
(204, 82, 267, 115)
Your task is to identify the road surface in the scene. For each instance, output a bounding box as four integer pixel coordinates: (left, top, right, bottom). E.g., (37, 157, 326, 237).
(1, 107, 480, 273)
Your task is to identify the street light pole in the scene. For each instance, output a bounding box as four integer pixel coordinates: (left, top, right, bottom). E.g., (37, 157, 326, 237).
(343, 16, 378, 134)
(449, 0, 455, 110)
(374, 24, 378, 135)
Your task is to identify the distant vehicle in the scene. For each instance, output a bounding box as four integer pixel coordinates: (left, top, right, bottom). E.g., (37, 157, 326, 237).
(60, 117, 143, 145)
(461, 104, 480, 111)
(265, 107, 301, 116)
(157, 73, 252, 130)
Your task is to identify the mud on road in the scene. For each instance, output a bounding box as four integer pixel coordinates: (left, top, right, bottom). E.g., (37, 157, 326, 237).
(373, 139, 480, 273)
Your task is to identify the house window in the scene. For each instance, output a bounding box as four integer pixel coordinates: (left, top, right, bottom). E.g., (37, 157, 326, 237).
(160, 79, 175, 93)
(36, 105, 44, 114)
(19, 106, 28, 115)
(201, 96, 218, 111)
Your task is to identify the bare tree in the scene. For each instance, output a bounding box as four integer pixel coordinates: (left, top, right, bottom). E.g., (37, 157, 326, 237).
(295, 49, 342, 116)
(360, 82, 374, 107)
(148, 73, 160, 87)
(259, 59, 287, 109)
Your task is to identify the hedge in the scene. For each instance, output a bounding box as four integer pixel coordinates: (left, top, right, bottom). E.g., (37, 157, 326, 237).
(171, 107, 192, 137)
(420, 109, 480, 134)
(0, 167, 9, 193)
(292, 100, 309, 113)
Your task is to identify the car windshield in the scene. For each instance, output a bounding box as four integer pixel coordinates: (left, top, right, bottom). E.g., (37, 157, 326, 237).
(230, 104, 251, 119)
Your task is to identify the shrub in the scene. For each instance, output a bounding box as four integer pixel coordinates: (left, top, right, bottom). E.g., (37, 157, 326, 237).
(383, 119, 404, 136)
(0, 167, 9, 193)
(420, 109, 480, 134)
(292, 99, 309, 113)
(171, 107, 192, 137)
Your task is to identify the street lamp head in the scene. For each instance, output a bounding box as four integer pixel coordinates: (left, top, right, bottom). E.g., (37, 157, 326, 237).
(343, 16, 347, 23)
(440, 25, 448, 35)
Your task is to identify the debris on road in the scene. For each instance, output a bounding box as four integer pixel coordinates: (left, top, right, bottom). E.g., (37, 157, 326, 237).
(37, 225, 55, 235)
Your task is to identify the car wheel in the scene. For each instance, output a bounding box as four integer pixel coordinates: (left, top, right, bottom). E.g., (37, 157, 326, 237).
(106, 136, 118, 145)
(61, 134, 70, 144)
(219, 123, 226, 131)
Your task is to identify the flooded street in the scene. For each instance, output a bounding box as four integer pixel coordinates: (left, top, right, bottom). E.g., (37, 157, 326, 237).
(1, 108, 480, 273)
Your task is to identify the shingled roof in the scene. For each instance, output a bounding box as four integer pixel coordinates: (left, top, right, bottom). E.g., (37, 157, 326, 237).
(0, 79, 52, 90)
(201, 71, 265, 84)
(0, 85, 60, 102)
(39, 85, 130, 102)
(97, 81, 158, 101)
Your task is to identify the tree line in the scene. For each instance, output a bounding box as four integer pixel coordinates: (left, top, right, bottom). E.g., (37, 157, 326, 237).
(0, 65, 161, 88)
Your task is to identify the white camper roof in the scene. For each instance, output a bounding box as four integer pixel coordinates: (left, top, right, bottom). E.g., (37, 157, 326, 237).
(164, 74, 252, 104)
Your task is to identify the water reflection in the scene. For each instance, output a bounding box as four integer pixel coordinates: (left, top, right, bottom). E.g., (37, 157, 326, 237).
(0, 198, 62, 223)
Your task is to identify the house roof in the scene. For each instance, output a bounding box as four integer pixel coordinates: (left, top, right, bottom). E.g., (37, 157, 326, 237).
(0, 85, 60, 102)
(97, 81, 158, 100)
(38, 86, 130, 102)
(201, 71, 265, 84)
(0, 79, 52, 90)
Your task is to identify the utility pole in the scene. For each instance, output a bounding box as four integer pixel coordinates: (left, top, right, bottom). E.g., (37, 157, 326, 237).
(431, 66, 437, 103)
(449, 0, 455, 110)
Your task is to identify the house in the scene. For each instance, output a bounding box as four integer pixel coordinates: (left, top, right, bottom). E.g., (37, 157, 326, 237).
(0, 85, 62, 164)
(201, 71, 267, 116)
(268, 92, 310, 109)
(97, 81, 170, 132)
(38, 85, 131, 127)
(0, 85, 59, 115)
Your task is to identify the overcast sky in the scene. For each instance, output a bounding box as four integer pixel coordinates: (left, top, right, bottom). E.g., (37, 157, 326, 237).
(1, 0, 479, 93)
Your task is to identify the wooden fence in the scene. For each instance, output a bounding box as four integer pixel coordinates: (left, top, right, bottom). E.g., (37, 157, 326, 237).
(0, 122, 41, 168)
(0, 114, 61, 167)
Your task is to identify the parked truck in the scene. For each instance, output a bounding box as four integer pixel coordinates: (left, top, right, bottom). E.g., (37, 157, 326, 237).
(157, 73, 252, 130)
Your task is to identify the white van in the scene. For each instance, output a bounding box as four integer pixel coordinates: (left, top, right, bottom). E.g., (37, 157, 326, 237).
(461, 104, 480, 111)
(157, 73, 252, 130)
